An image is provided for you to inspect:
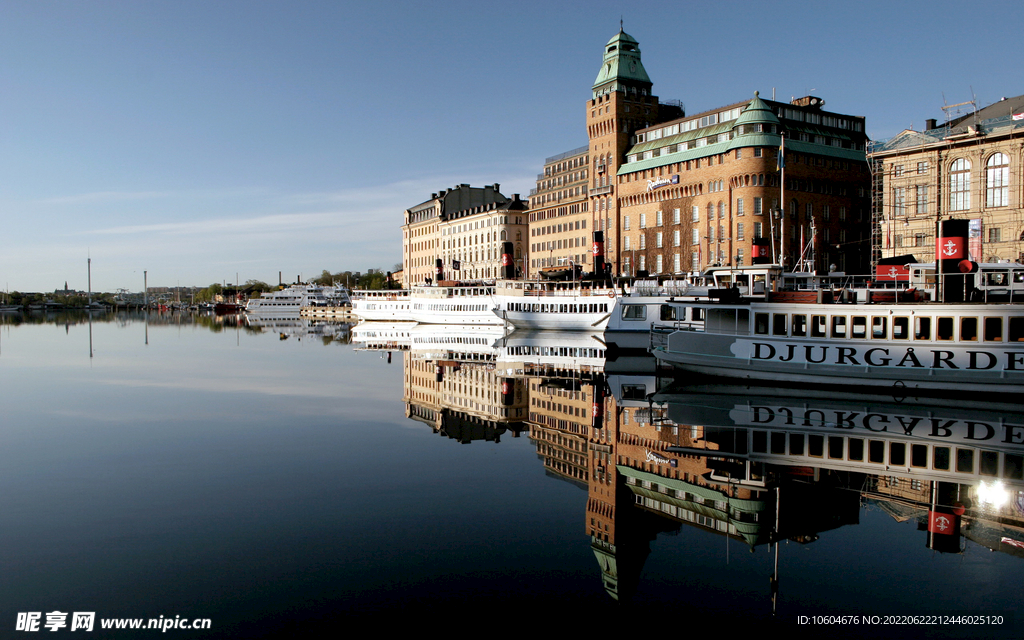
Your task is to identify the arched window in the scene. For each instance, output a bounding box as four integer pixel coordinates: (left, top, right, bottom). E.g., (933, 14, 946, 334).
(950, 158, 970, 211)
(986, 153, 1009, 207)
(718, 202, 725, 219)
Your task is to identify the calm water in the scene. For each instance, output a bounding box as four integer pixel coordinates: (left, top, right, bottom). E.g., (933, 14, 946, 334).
(1, 312, 1020, 637)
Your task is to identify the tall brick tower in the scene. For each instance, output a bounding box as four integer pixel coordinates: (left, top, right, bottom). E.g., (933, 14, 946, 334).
(586, 29, 670, 273)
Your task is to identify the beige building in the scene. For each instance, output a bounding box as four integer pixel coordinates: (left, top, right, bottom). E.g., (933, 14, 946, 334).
(870, 95, 1024, 266)
(401, 184, 528, 287)
(528, 146, 591, 276)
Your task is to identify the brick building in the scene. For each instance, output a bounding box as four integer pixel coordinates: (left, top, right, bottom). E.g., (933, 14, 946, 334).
(869, 94, 1024, 265)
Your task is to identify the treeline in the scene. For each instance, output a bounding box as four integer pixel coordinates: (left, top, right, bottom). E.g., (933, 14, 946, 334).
(194, 267, 400, 301)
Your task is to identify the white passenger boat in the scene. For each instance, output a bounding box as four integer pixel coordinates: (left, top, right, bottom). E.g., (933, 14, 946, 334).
(408, 281, 501, 325)
(245, 283, 350, 317)
(651, 296, 1024, 394)
(492, 278, 617, 330)
(350, 289, 413, 322)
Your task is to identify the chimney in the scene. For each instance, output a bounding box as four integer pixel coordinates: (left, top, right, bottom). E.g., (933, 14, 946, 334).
(493, 183, 500, 193)
(925, 119, 937, 131)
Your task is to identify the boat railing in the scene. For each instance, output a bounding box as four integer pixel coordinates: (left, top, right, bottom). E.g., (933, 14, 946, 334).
(522, 287, 615, 298)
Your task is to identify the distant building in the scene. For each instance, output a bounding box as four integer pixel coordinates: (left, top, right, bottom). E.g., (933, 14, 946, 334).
(401, 184, 528, 287)
(869, 94, 1024, 265)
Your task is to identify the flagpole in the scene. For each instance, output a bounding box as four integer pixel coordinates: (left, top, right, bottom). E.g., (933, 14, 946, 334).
(779, 134, 785, 268)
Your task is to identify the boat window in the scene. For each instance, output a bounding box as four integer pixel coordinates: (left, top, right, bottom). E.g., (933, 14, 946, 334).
(831, 316, 847, 338)
(851, 316, 867, 339)
(960, 317, 978, 341)
(792, 314, 807, 336)
(811, 315, 826, 338)
(770, 432, 786, 454)
(956, 449, 974, 473)
(1009, 317, 1024, 341)
(828, 436, 844, 459)
(789, 434, 805, 455)
(984, 317, 1002, 341)
(752, 431, 767, 453)
(622, 305, 647, 321)
(892, 317, 908, 339)
(889, 442, 906, 466)
(872, 317, 887, 339)
(936, 317, 954, 341)
(848, 438, 864, 461)
(933, 447, 950, 471)
(1004, 454, 1023, 481)
(914, 317, 931, 340)
(808, 435, 824, 458)
(691, 308, 704, 321)
(660, 305, 678, 321)
(985, 270, 1009, 287)
(772, 314, 787, 336)
(980, 451, 999, 477)
(911, 444, 928, 468)
(755, 313, 769, 335)
(868, 440, 885, 464)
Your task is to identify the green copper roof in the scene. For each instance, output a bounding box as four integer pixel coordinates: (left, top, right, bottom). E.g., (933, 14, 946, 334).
(593, 29, 651, 90)
(734, 91, 781, 129)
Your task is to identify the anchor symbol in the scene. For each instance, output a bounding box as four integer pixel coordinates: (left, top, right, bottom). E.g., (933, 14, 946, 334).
(935, 516, 950, 531)
(888, 267, 899, 278)
(942, 240, 957, 256)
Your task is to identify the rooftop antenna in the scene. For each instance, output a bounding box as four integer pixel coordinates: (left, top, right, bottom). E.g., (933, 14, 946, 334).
(620, 16, 623, 32)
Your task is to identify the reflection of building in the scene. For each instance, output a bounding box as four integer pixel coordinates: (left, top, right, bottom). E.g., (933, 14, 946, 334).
(869, 95, 1024, 264)
(402, 351, 528, 444)
(402, 184, 528, 287)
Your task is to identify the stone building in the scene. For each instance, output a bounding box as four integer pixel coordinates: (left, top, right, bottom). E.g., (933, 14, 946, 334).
(616, 92, 871, 275)
(528, 146, 591, 276)
(869, 95, 1024, 265)
(401, 184, 528, 287)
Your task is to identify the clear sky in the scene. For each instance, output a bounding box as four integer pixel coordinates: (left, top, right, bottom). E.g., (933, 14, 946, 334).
(2, 0, 1021, 292)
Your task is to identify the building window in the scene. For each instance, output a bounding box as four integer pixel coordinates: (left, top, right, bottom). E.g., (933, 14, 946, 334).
(672, 208, 680, 224)
(718, 202, 725, 219)
(691, 253, 700, 269)
(708, 226, 715, 242)
(950, 158, 970, 211)
(839, 206, 847, 221)
(915, 186, 928, 215)
(639, 234, 646, 250)
(988, 227, 1001, 243)
(673, 253, 680, 272)
(895, 234, 903, 248)
(737, 223, 744, 240)
(736, 248, 744, 266)
(691, 205, 700, 223)
(736, 198, 745, 216)
(893, 164, 904, 176)
(806, 203, 813, 219)
(986, 153, 1009, 207)
(692, 229, 700, 245)
(914, 233, 927, 247)
(892, 188, 905, 216)
(639, 255, 645, 271)
(754, 197, 762, 215)
(656, 210, 663, 226)
(917, 161, 928, 174)
(655, 255, 663, 273)
(624, 236, 631, 250)
(640, 213, 646, 228)
(624, 216, 630, 231)
(656, 232, 663, 248)
(754, 148, 762, 157)
(673, 229, 680, 246)
(754, 222, 763, 238)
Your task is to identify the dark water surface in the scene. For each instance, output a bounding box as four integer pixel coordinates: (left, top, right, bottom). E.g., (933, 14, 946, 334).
(1, 313, 1019, 637)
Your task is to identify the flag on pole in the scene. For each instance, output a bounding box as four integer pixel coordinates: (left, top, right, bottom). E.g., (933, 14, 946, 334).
(776, 142, 785, 171)
(1013, 113, 1024, 121)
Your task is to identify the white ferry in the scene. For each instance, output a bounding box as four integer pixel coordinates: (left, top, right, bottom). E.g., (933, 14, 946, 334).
(492, 278, 617, 331)
(408, 281, 501, 325)
(245, 283, 350, 317)
(651, 295, 1024, 394)
(350, 289, 413, 322)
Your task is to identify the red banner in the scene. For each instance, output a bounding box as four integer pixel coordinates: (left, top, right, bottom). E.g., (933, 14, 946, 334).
(875, 265, 909, 281)
(935, 236, 965, 260)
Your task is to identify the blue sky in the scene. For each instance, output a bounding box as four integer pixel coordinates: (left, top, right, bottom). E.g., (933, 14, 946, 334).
(2, 0, 1021, 292)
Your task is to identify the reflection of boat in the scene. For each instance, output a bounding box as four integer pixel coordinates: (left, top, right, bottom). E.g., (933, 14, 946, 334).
(245, 284, 349, 316)
(495, 329, 607, 377)
(351, 321, 416, 351)
(652, 297, 1024, 394)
